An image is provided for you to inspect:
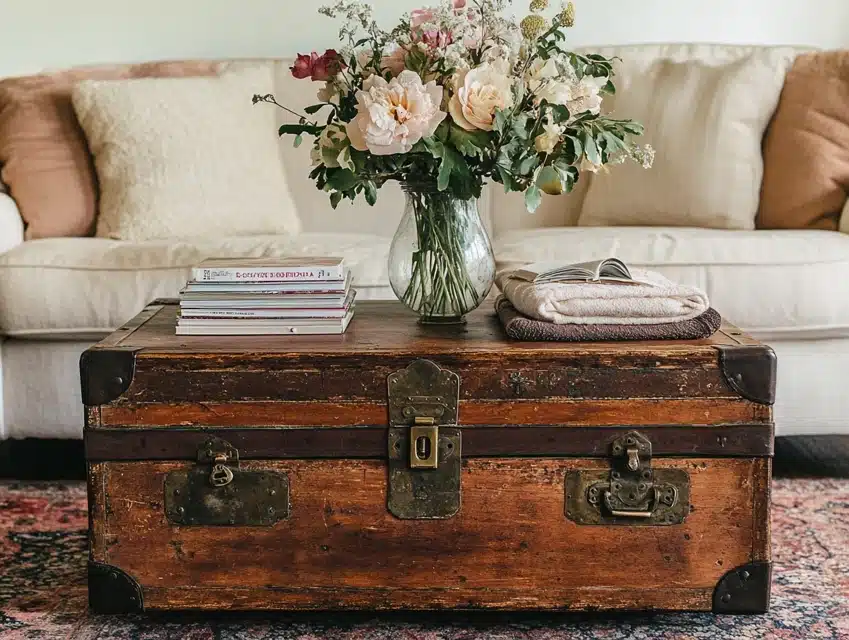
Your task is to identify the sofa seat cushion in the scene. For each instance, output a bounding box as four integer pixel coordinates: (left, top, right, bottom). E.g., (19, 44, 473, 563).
(0, 233, 391, 338)
(494, 227, 849, 339)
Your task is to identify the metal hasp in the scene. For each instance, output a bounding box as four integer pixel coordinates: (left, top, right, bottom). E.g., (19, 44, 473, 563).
(88, 561, 143, 613)
(164, 437, 290, 526)
(713, 562, 773, 614)
(387, 359, 462, 520)
(565, 431, 690, 526)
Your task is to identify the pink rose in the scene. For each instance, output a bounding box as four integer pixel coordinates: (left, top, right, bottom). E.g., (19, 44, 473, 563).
(290, 50, 347, 82)
(312, 49, 346, 82)
(290, 53, 314, 80)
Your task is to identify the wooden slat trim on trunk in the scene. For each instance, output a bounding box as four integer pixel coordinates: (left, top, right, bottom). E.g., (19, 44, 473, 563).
(138, 585, 712, 612)
(99, 399, 771, 428)
(119, 359, 734, 403)
(85, 424, 774, 460)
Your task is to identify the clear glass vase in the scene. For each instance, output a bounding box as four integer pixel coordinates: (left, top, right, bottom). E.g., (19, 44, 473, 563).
(388, 186, 496, 324)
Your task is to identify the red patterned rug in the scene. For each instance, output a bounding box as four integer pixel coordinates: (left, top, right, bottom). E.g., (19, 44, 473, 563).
(0, 479, 847, 639)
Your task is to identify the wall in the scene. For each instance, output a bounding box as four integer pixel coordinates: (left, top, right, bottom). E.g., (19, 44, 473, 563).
(1, 0, 848, 78)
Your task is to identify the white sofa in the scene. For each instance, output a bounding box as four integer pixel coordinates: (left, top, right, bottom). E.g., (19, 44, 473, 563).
(1, 44, 848, 440)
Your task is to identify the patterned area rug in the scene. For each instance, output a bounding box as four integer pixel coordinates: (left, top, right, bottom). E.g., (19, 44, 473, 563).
(0, 479, 847, 640)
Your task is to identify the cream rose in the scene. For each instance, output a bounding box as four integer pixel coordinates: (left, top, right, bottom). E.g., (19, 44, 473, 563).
(346, 71, 447, 156)
(449, 60, 515, 131)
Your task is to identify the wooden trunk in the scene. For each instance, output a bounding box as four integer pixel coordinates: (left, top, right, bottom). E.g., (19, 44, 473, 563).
(83, 300, 775, 614)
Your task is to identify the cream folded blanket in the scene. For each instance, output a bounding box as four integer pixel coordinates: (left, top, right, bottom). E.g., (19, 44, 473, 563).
(496, 269, 710, 325)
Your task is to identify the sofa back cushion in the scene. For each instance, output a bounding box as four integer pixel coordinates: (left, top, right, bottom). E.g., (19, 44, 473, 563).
(72, 65, 301, 242)
(758, 51, 849, 231)
(0, 61, 221, 240)
(576, 45, 799, 231)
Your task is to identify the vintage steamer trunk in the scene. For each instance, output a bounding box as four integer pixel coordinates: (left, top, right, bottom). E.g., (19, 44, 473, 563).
(83, 300, 776, 614)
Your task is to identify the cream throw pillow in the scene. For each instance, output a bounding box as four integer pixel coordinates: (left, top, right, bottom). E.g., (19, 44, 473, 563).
(72, 66, 301, 241)
(577, 46, 797, 230)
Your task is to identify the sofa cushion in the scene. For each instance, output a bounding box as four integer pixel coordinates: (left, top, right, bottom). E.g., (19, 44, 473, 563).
(0, 233, 391, 338)
(495, 226, 849, 339)
(758, 51, 849, 231)
(72, 66, 302, 242)
(0, 60, 221, 240)
(576, 45, 799, 231)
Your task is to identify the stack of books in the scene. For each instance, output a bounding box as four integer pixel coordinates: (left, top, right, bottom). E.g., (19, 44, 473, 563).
(177, 257, 355, 336)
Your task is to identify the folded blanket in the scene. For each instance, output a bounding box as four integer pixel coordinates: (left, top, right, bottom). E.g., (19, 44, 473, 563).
(496, 296, 722, 342)
(496, 269, 710, 325)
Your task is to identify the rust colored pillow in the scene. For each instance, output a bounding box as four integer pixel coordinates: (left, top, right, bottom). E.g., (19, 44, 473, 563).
(758, 51, 849, 231)
(0, 60, 221, 240)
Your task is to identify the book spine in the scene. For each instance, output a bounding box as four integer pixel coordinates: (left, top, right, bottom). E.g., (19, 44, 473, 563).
(191, 266, 344, 283)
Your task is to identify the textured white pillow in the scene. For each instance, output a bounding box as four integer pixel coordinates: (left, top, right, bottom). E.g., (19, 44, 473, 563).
(73, 66, 301, 241)
(577, 46, 798, 230)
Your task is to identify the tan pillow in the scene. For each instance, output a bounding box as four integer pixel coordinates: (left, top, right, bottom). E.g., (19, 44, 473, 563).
(578, 47, 797, 230)
(72, 66, 301, 242)
(758, 51, 849, 231)
(0, 61, 220, 240)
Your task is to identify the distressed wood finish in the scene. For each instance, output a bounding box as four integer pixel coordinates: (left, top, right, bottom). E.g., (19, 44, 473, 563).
(90, 458, 763, 611)
(84, 300, 774, 613)
(98, 398, 769, 429)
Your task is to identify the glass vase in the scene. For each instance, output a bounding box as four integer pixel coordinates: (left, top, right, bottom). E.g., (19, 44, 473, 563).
(388, 186, 496, 324)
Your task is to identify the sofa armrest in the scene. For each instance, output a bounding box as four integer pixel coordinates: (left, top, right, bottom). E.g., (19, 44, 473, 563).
(0, 193, 24, 254)
(841, 199, 849, 234)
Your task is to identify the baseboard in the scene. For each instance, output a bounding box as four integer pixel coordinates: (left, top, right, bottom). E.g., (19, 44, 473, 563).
(0, 436, 846, 481)
(0, 438, 85, 480)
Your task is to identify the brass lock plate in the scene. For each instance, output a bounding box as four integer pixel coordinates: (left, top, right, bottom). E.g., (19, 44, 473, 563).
(565, 431, 690, 526)
(164, 437, 289, 526)
(164, 468, 290, 526)
(388, 427, 461, 520)
(387, 359, 462, 520)
(565, 468, 689, 526)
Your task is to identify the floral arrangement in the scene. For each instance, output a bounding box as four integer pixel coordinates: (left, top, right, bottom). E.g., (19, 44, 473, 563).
(255, 0, 653, 322)
(257, 0, 652, 212)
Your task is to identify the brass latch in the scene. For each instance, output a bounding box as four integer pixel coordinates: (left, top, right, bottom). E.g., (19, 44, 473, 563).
(410, 417, 439, 469)
(197, 438, 239, 487)
(565, 431, 690, 526)
(387, 360, 462, 520)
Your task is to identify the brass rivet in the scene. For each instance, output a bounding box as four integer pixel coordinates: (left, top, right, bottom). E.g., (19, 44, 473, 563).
(177, 506, 185, 514)
(721, 593, 732, 603)
(268, 489, 276, 496)
(741, 570, 750, 581)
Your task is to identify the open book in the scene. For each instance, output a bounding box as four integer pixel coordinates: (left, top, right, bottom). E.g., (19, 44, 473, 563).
(511, 258, 634, 285)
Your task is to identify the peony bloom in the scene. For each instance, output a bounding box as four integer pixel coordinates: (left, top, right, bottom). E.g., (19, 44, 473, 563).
(290, 50, 347, 82)
(535, 75, 606, 120)
(449, 60, 515, 131)
(534, 122, 564, 154)
(346, 71, 447, 156)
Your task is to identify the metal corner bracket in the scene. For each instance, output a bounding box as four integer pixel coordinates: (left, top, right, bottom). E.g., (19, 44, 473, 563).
(88, 561, 144, 614)
(80, 348, 139, 406)
(713, 561, 772, 614)
(717, 345, 777, 406)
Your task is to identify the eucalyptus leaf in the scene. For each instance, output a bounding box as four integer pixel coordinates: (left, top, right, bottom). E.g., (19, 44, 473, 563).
(304, 104, 326, 115)
(524, 185, 543, 213)
(330, 191, 343, 210)
(294, 134, 303, 148)
(364, 181, 378, 206)
(583, 133, 601, 165)
(325, 168, 358, 193)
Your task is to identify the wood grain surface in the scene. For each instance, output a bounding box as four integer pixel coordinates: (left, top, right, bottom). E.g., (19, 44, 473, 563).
(90, 457, 766, 611)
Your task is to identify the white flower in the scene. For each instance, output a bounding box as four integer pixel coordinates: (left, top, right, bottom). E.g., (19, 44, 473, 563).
(534, 122, 564, 154)
(526, 58, 559, 93)
(448, 59, 515, 132)
(535, 75, 606, 121)
(346, 70, 447, 156)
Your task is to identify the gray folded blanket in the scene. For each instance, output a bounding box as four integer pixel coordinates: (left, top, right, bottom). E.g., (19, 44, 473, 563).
(496, 296, 722, 342)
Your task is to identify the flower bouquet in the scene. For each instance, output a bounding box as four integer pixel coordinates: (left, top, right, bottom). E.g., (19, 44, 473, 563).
(256, 0, 652, 323)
